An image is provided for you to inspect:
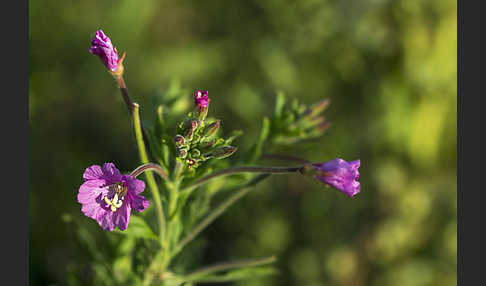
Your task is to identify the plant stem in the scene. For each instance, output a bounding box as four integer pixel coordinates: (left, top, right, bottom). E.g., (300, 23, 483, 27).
(168, 161, 184, 217)
(117, 75, 134, 115)
(117, 75, 152, 155)
(133, 103, 166, 244)
(182, 166, 302, 192)
(173, 174, 270, 256)
(183, 256, 277, 283)
(130, 163, 169, 181)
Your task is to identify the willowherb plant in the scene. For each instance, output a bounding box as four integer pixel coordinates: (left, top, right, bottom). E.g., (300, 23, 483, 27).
(77, 29, 361, 285)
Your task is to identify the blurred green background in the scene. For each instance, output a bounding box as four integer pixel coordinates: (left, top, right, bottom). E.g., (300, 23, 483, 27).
(29, 0, 456, 285)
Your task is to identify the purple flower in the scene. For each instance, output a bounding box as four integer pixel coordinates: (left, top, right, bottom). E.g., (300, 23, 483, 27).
(88, 30, 119, 72)
(310, 158, 360, 198)
(194, 90, 209, 110)
(77, 163, 149, 231)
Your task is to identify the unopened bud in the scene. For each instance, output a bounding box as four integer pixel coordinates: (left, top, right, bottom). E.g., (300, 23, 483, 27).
(194, 90, 210, 121)
(204, 146, 237, 159)
(183, 119, 198, 141)
(174, 135, 185, 147)
(301, 116, 325, 129)
(199, 139, 216, 149)
(305, 98, 330, 118)
(176, 148, 188, 158)
(203, 120, 221, 137)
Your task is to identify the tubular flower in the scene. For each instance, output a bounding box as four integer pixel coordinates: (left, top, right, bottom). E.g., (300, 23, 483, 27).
(88, 30, 122, 73)
(77, 163, 149, 231)
(194, 90, 209, 110)
(304, 158, 360, 198)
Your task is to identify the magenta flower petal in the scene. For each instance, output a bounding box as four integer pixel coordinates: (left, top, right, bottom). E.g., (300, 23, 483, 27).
(102, 162, 122, 181)
(311, 158, 361, 198)
(194, 90, 209, 109)
(113, 203, 131, 231)
(131, 194, 150, 213)
(77, 162, 149, 231)
(83, 165, 104, 180)
(77, 179, 107, 204)
(122, 175, 145, 195)
(97, 211, 115, 231)
(88, 29, 119, 72)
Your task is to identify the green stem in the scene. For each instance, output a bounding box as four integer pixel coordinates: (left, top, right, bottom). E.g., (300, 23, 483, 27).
(173, 174, 270, 256)
(118, 75, 152, 156)
(182, 166, 302, 193)
(183, 256, 277, 283)
(168, 161, 184, 217)
(133, 103, 166, 244)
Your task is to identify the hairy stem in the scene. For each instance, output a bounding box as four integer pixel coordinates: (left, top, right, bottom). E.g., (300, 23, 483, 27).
(130, 163, 169, 181)
(117, 76, 134, 114)
(133, 103, 166, 244)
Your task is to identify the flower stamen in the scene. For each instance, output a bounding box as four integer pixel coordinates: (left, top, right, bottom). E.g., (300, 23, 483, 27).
(103, 184, 127, 212)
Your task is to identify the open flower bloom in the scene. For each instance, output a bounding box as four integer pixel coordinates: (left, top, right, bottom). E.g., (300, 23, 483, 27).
(88, 30, 119, 72)
(194, 90, 209, 110)
(309, 158, 360, 198)
(77, 163, 149, 231)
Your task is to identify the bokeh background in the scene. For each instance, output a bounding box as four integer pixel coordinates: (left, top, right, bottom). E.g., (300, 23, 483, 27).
(29, 0, 457, 285)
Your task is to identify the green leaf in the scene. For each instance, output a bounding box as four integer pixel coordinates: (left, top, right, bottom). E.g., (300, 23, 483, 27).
(114, 215, 158, 241)
(249, 117, 270, 163)
(274, 91, 286, 118)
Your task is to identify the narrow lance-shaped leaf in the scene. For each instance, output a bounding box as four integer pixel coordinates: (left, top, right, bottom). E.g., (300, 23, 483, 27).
(249, 117, 270, 163)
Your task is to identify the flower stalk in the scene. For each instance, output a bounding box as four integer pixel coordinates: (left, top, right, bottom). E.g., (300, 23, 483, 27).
(182, 165, 302, 193)
(117, 75, 134, 115)
(133, 103, 166, 243)
(130, 162, 169, 181)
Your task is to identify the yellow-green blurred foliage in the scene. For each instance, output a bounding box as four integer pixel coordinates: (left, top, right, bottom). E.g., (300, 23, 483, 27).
(30, 0, 456, 285)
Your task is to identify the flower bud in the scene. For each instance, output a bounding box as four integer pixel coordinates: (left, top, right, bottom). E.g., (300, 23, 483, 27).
(305, 98, 330, 118)
(174, 135, 185, 147)
(182, 119, 198, 141)
(204, 146, 237, 159)
(202, 120, 221, 138)
(88, 30, 125, 77)
(194, 90, 209, 121)
(176, 148, 188, 159)
(199, 139, 216, 149)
